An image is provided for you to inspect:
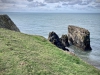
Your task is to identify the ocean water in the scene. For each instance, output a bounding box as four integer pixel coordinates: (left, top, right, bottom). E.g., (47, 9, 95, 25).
(0, 12, 100, 69)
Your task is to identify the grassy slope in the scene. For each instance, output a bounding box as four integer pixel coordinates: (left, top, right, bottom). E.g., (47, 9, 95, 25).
(0, 28, 100, 75)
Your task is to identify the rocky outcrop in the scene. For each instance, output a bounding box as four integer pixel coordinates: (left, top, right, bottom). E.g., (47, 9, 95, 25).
(0, 14, 20, 32)
(48, 31, 69, 51)
(60, 35, 69, 47)
(68, 25, 92, 51)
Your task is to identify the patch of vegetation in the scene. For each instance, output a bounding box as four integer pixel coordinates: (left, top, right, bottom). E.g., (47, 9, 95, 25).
(0, 28, 100, 75)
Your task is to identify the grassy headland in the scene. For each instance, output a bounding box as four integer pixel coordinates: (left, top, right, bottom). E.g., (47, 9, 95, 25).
(0, 28, 100, 75)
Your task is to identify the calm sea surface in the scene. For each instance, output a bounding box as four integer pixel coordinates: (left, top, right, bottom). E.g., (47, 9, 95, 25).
(1, 12, 100, 69)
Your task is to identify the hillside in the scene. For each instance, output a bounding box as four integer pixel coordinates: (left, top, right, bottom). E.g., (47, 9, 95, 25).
(0, 28, 100, 75)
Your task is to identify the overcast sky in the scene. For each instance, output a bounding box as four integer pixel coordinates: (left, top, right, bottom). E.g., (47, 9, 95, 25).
(0, 0, 100, 13)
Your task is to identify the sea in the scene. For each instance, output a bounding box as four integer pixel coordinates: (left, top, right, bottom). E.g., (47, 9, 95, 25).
(0, 12, 100, 69)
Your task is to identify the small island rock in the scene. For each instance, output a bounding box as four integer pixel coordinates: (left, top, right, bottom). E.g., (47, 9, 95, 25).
(68, 25, 92, 51)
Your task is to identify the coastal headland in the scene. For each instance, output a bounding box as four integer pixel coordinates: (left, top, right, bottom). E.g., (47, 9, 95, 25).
(0, 14, 100, 75)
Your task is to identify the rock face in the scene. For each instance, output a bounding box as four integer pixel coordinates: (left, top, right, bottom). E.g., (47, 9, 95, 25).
(48, 31, 69, 51)
(68, 25, 92, 51)
(60, 35, 69, 47)
(0, 15, 20, 32)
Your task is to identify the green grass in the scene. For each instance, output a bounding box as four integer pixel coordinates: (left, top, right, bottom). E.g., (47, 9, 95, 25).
(0, 28, 100, 75)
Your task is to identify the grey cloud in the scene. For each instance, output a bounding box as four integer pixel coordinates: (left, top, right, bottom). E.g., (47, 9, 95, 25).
(27, 0, 33, 2)
(62, 0, 93, 5)
(62, 0, 81, 6)
(45, 0, 68, 3)
(88, 6, 95, 9)
(28, 1, 46, 7)
(95, 0, 100, 3)
(1, 0, 16, 3)
(79, 0, 92, 5)
(62, 3, 68, 6)
(67, 0, 92, 5)
(55, 5, 61, 8)
(0, 3, 3, 7)
(95, 5, 100, 8)
(68, 0, 82, 5)
(88, 4, 100, 9)
(44, 0, 81, 4)
(45, 0, 93, 5)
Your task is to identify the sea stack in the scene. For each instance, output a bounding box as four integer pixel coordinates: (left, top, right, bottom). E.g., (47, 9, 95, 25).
(68, 25, 92, 51)
(48, 31, 69, 51)
(0, 14, 20, 32)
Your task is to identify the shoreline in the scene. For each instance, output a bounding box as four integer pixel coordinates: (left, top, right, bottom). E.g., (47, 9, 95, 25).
(66, 46, 100, 70)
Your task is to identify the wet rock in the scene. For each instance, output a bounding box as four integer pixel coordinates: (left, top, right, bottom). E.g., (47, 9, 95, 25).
(68, 25, 92, 51)
(0, 14, 20, 32)
(48, 31, 69, 51)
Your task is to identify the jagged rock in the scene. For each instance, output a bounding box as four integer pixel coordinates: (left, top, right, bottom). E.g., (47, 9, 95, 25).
(68, 25, 92, 51)
(48, 31, 69, 51)
(60, 35, 69, 47)
(0, 14, 20, 32)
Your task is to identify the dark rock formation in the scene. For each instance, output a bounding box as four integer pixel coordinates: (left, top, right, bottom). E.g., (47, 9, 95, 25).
(48, 31, 69, 51)
(68, 25, 92, 51)
(0, 14, 20, 32)
(60, 35, 69, 47)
